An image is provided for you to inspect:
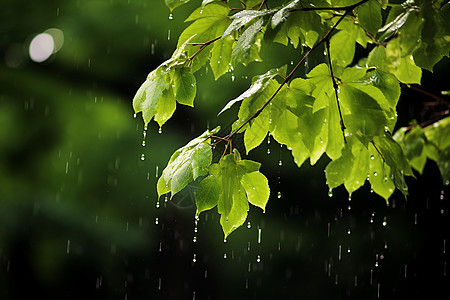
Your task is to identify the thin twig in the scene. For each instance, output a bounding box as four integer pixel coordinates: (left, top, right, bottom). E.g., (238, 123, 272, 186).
(403, 84, 449, 105)
(188, 36, 222, 61)
(325, 39, 347, 144)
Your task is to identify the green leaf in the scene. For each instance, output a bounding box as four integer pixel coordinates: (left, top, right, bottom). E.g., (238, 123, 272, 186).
(232, 17, 265, 66)
(424, 117, 450, 150)
(241, 171, 270, 212)
(413, 2, 450, 71)
(339, 84, 389, 142)
(133, 36, 198, 127)
(173, 67, 196, 106)
(363, 69, 401, 108)
(165, 0, 192, 11)
(330, 28, 356, 67)
(356, 0, 382, 36)
(235, 79, 279, 148)
(326, 137, 396, 203)
(178, 4, 231, 72)
(244, 109, 269, 153)
(306, 63, 344, 160)
(222, 9, 275, 38)
(219, 67, 282, 115)
(368, 143, 395, 202)
(272, 80, 318, 166)
(271, 0, 301, 29)
(377, 6, 416, 43)
(157, 126, 220, 198)
(210, 35, 235, 80)
(385, 39, 422, 84)
(272, 9, 324, 48)
(438, 146, 450, 185)
(195, 175, 221, 213)
(403, 126, 427, 174)
(374, 133, 414, 198)
(133, 67, 168, 125)
(196, 149, 269, 237)
(155, 86, 177, 127)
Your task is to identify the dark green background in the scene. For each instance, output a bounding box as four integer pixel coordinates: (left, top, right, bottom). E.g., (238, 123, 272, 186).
(1, 0, 449, 299)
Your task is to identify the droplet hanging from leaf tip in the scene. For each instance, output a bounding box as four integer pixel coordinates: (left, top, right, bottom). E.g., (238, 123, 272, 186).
(328, 189, 333, 197)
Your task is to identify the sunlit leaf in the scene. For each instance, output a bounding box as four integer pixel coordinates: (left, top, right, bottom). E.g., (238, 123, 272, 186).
(210, 35, 235, 80)
(232, 18, 265, 66)
(356, 0, 382, 36)
(222, 9, 275, 38)
(196, 149, 269, 237)
(219, 67, 282, 115)
(173, 67, 196, 106)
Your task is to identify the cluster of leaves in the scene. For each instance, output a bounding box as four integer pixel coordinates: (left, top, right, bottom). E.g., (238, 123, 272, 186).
(134, 0, 450, 237)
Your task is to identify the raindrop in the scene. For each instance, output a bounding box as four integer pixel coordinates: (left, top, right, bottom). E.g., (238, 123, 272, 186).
(156, 200, 160, 208)
(338, 244, 342, 260)
(192, 253, 197, 263)
(257, 228, 262, 244)
(158, 278, 162, 290)
(193, 236, 197, 243)
(373, 172, 378, 177)
(155, 217, 159, 225)
(167, 29, 171, 41)
(247, 222, 251, 229)
(155, 166, 159, 178)
(267, 149, 271, 155)
(140, 154, 145, 161)
(66, 239, 70, 254)
(278, 160, 283, 167)
(277, 191, 282, 199)
(327, 222, 331, 238)
(158, 127, 163, 134)
(370, 154, 375, 160)
(382, 216, 387, 227)
(328, 189, 333, 198)
(168, 13, 173, 20)
(223, 253, 227, 259)
(256, 255, 261, 263)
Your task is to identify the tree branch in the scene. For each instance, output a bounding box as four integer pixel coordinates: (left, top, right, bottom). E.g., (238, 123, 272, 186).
(223, 0, 369, 142)
(188, 36, 222, 61)
(325, 38, 347, 144)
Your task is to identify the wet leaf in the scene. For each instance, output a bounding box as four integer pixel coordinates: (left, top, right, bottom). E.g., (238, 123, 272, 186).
(157, 126, 220, 198)
(196, 149, 269, 237)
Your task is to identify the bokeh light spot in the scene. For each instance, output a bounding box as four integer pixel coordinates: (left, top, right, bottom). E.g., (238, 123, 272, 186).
(29, 33, 54, 63)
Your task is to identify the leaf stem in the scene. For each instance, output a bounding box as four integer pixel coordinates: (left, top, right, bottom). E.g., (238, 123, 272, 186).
(325, 38, 347, 144)
(370, 140, 385, 163)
